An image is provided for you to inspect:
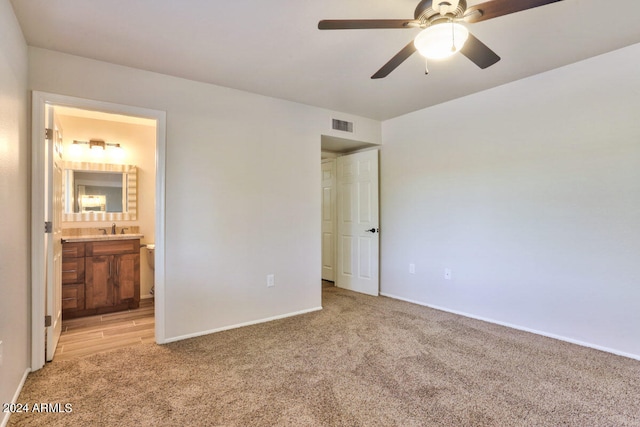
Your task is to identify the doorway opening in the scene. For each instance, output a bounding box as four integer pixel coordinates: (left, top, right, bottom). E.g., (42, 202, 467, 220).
(31, 92, 167, 370)
(320, 135, 380, 296)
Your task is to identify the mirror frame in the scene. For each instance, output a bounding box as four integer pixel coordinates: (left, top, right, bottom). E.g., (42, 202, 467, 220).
(63, 161, 137, 222)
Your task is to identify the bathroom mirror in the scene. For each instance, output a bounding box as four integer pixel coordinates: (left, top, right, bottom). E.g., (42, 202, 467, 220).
(63, 161, 137, 222)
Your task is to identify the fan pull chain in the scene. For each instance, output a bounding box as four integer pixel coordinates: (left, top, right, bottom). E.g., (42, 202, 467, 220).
(425, 58, 429, 75)
(451, 19, 456, 52)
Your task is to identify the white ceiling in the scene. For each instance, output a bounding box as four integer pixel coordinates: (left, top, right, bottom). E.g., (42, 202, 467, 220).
(11, 0, 640, 121)
(54, 106, 156, 127)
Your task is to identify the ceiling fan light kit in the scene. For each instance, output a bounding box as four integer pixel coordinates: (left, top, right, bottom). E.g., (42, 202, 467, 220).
(318, 0, 565, 78)
(414, 22, 469, 59)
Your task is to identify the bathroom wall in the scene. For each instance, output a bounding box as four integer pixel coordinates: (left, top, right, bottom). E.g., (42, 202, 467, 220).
(0, 0, 30, 419)
(56, 114, 157, 297)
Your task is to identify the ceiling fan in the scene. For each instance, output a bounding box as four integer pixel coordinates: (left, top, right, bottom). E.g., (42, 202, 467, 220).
(318, 0, 564, 78)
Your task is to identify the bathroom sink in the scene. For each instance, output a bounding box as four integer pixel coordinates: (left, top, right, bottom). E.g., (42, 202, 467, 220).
(62, 233, 144, 243)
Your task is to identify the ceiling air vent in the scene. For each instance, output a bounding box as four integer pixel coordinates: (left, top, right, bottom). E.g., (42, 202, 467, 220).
(332, 118, 354, 133)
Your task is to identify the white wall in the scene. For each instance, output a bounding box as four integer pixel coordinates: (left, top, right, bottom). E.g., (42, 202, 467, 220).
(56, 115, 157, 297)
(0, 0, 30, 418)
(381, 43, 640, 358)
(28, 47, 381, 340)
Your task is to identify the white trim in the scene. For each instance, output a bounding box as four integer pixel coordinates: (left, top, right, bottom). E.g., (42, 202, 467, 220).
(1, 369, 30, 427)
(31, 91, 167, 368)
(31, 92, 47, 370)
(380, 292, 640, 361)
(163, 307, 323, 344)
(154, 107, 167, 344)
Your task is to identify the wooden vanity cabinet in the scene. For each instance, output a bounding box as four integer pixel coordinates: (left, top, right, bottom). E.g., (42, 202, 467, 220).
(61, 242, 86, 316)
(62, 239, 140, 319)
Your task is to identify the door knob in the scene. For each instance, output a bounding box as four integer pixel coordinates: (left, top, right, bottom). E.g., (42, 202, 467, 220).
(365, 228, 379, 233)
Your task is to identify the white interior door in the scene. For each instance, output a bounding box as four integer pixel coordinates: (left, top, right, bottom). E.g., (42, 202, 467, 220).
(45, 106, 63, 361)
(336, 150, 379, 296)
(321, 159, 337, 282)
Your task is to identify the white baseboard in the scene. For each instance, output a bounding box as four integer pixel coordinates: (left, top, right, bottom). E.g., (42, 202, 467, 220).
(380, 292, 640, 361)
(1, 368, 30, 427)
(163, 306, 323, 344)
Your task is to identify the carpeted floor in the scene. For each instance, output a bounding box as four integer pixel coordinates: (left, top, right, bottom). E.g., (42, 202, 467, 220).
(9, 287, 640, 426)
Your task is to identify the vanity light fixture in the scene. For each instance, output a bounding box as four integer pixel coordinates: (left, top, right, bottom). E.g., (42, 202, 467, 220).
(89, 139, 106, 150)
(72, 139, 125, 159)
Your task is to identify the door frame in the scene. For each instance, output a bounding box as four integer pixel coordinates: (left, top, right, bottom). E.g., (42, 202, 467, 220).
(31, 91, 167, 370)
(321, 158, 337, 282)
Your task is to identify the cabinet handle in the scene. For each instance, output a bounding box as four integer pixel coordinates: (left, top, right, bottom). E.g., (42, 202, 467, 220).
(62, 269, 77, 273)
(113, 260, 119, 287)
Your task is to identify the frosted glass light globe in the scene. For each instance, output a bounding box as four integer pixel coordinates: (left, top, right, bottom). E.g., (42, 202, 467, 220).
(414, 23, 469, 59)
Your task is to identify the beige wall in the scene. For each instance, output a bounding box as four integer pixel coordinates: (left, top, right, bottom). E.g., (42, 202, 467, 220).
(380, 43, 640, 358)
(29, 47, 382, 341)
(56, 114, 157, 297)
(0, 0, 30, 416)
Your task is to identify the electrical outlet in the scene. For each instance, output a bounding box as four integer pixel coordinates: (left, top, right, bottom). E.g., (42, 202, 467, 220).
(444, 268, 452, 280)
(267, 274, 275, 287)
(409, 263, 415, 274)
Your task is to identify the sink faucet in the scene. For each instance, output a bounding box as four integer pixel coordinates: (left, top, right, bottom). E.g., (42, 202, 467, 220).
(98, 228, 108, 235)
(112, 223, 116, 235)
(120, 228, 129, 235)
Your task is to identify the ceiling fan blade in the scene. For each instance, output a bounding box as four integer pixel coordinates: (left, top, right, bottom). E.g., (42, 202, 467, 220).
(465, 0, 564, 23)
(318, 19, 417, 30)
(371, 41, 417, 79)
(459, 33, 500, 69)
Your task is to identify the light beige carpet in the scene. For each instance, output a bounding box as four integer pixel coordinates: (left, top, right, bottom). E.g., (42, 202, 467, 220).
(9, 287, 640, 426)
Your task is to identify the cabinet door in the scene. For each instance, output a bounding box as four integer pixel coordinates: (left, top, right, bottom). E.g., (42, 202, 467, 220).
(62, 283, 85, 312)
(85, 255, 115, 309)
(114, 253, 140, 305)
(62, 257, 85, 285)
(62, 242, 85, 258)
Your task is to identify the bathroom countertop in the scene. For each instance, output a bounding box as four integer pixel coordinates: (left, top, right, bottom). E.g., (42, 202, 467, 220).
(62, 233, 144, 243)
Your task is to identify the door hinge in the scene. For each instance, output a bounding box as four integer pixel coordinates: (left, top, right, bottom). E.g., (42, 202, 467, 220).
(44, 221, 52, 233)
(45, 128, 54, 140)
(44, 315, 52, 327)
